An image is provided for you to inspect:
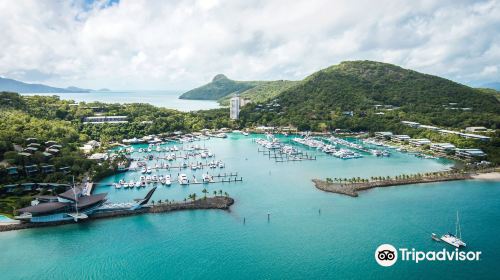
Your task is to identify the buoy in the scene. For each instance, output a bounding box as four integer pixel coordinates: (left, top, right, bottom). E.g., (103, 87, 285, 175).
(267, 213, 270, 222)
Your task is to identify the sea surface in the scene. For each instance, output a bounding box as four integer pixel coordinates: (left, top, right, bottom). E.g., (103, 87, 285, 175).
(1, 134, 499, 280)
(21, 90, 220, 112)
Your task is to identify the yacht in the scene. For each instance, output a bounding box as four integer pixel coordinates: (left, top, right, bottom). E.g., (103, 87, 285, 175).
(242, 132, 249, 136)
(134, 181, 141, 188)
(202, 173, 212, 183)
(178, 174, 189, 185)
(146, 168, 152, 174)
(440, 212, 467, 248)
(141, 167, 147, 174)
(165, 175, 172, 186)
(114, 183, 121, 189)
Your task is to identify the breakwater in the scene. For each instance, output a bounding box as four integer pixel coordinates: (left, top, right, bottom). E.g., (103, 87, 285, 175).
(0, 196, 234, 232)
(312, 173, 473, 197)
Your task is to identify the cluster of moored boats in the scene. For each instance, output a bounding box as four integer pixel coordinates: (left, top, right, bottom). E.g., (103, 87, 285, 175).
(292, 137, 363, 159)
(115, 172, 215, 189)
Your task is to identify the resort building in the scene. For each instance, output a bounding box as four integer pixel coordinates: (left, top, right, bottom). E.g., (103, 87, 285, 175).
(401, 121, 420, 128)
(391, 135, 411, 142)
(83, 116, 128, 124)
(465, 126, 488, 133)
(430, 143, 456, 153)
(375, 132, 393, 139)
(419, 125, 440, 131)
(15, 187, 107, 223)
(230, 96, 240, 120)
(455, 148, 486, 159)
(89, 153, 108, 161)
(80, 140, 101, 154)
(409, 138, 431, 146)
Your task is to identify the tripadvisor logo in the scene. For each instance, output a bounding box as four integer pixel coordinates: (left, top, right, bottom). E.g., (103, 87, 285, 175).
(375, 244, 482, 267)
(375, 244, 398, 267)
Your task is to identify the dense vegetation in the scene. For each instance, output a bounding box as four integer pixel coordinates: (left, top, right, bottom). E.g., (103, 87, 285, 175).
(239, 61, 500, 129)
(218, 80, 299, 106)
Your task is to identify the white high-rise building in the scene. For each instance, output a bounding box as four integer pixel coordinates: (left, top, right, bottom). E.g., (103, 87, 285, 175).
(230, 96, 240, 120)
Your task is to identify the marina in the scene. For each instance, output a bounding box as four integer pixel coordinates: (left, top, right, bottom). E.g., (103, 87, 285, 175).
(1, 133, 499, 280)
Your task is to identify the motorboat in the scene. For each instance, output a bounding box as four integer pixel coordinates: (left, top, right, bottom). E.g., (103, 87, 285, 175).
(202, 173, 212, 183)
(165, 175, 172, 186)
(178, 174, 189, 185)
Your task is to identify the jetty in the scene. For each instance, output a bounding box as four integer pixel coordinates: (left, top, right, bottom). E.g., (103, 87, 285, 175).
(312, 171, 474, 197)
(0, 196, 234, 232)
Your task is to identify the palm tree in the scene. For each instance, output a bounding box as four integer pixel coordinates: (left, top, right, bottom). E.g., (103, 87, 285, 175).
(224, 192, 228, 197)
(219, 189, 223, 195)
(191, 193, 197, 201)
(202, 188, 208, 199)
(213, 190, 217, 196)
(158, 199, 162, 204)
(151, 200, 155, 206)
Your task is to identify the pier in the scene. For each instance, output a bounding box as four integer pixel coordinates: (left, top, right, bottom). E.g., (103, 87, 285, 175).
(0, 196, 234, 232)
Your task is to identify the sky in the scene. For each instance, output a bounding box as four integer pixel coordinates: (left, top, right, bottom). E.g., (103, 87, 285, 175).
(0, 0, 499, 90)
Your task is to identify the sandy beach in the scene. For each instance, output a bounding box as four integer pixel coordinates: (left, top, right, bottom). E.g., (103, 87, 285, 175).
(472, 172, 500, 180)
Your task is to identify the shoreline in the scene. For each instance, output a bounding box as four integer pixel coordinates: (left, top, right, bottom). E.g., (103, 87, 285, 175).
(0, 196, 234, 232)
(471, 172, 500, 180)
(312, 171, 499, 197)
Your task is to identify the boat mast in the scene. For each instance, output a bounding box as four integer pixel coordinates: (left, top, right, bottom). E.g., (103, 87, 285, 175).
(72, 176, 79, 221)
(457, 211, 461, 239)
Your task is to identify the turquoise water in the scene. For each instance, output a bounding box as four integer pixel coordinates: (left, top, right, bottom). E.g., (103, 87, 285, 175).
(0, 215, 15, 222)
(21, 90, 220, 112)
(1, 134, 499, 279)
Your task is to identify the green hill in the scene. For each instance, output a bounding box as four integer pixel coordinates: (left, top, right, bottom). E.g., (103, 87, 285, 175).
(240, 60, 500, 130)
(218, 80, 299, 106)
(179, 74, 263, 100)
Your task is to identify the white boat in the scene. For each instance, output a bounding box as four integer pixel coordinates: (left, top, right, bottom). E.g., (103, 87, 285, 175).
(140, 181, 146, 187)
(134, 181, 141, 188)
(440, 212, 467, 248)
(114, 183, 121, 189)
(146, 168, 152, 174)
(178, 174, 189, 185)
(141, 167, 147, 174)
(119, 179, 126, 185)
(165, 175, 172, 186)
(218, 161, 225, 168)
(242, 132, 249, 136)
(202, 173, 211, 183)
(152, 175, 158, 182)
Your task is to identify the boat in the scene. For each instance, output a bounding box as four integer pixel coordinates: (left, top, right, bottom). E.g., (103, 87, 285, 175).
(202, 173, 212, 183)
(165, 175, 172, 186)
(440, 212, 467, 248)
(141, 167, 147, 174)
(146, 168, 152, 174)
(178, 174, 189, 185)
(114, 183, 121, 189)
(134, 181, 141, 188)
(218, 161, 225, 168)
(140, 175, 146, 181)
(242, 132, 249, 136)
(431, 233, 441, 242)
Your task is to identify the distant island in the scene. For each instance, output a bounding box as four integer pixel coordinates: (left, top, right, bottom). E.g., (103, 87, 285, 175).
(0, 77, 110, 93)
(179, 74, 298, 105)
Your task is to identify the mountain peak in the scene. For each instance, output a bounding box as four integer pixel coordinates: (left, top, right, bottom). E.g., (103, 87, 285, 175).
(212, 74, 228, 82)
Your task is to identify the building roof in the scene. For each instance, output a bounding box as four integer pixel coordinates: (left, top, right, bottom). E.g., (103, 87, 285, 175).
(76, 193, 107, 209)
(57, 187, 82, 201)
(17, 202, 69, 214)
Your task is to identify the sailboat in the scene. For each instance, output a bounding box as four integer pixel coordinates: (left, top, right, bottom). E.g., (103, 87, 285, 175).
(440, 211, 466, 248)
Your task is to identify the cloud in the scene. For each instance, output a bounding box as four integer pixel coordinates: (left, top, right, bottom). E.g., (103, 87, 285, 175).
(0, 0, 499, 90)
